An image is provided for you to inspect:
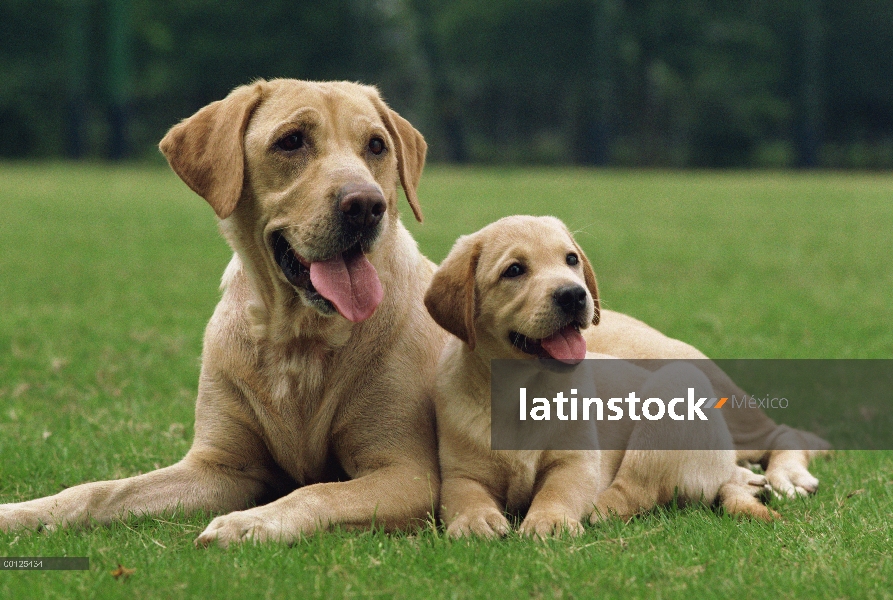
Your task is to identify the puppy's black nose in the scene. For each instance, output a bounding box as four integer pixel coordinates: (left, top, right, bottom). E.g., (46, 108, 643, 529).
(553, 284, 587, 315)
(339, 184, 386, 229)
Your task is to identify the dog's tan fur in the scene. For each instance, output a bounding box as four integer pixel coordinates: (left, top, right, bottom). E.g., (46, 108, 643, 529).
(426, 216, 777, 537)
(0, 79, 445, 547)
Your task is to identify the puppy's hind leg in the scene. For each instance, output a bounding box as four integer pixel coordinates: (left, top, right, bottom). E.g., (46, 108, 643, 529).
(589, 455, 661, 523)
(719, 466, 779, 521)
(591, 361, 732, 523)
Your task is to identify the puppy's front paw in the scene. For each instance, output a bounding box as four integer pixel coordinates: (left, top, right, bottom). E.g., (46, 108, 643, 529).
(195, 510, 289, 548)
(730, 466, 770, 497)
(445, 508, 510, 539)
(519, 511, 583, 539)
(765, 463, 819, 499)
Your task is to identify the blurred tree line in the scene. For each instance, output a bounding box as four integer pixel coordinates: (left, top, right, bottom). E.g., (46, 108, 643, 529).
(1, 0, 891, 167)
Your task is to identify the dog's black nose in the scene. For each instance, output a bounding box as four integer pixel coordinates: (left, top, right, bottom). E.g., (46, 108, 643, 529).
(553, 284, 588, 315)
(339, 184, 386, 229)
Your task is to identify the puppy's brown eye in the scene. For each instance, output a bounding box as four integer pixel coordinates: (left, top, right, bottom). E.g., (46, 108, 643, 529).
(566, 253, 579, 266)
(502, 263, 525, 278)
(368, 137, 385, 155)
(276, 132, 304, 152)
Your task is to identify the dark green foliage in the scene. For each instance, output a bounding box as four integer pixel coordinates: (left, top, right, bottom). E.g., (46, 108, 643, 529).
(0, 1, 891, 166)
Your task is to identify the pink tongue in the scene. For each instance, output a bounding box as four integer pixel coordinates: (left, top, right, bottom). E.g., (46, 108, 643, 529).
(540, 325, 587, 364)
(309, 252, 383, 323)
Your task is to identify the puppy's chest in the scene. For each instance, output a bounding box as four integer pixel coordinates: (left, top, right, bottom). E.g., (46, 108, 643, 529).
(448, 401, 542, 513)
(463, 414, 541, 494)
(498, 450, 543, 514)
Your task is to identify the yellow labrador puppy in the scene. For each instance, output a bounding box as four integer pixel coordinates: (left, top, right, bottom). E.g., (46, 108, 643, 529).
(0, 79, 446, 547)
(425, 216, 774, 537)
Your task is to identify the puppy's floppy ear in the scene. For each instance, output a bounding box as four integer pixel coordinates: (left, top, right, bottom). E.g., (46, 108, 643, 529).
(425, 237, 481, 350)
(573, 239, 601, 326)
(159, 81, 265, 219)
(368, 91, 428, 223)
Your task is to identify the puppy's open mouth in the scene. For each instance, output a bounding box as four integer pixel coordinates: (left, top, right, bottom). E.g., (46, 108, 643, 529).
(509, 322, 586, 364)
(271, 231, 383, 323)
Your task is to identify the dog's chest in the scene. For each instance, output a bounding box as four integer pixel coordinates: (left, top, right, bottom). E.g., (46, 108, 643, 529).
(267, 346, 328, 407)
(249, 343, 341, 482)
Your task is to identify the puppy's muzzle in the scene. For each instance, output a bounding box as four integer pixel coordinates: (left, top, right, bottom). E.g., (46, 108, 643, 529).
(338, 183, 386, 232)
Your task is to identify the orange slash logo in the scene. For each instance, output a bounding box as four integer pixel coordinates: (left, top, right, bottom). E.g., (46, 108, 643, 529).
(706, 397, 727, 409)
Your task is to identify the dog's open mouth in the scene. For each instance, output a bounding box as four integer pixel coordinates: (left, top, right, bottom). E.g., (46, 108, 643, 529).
(272, 231, 383, 323)
(509, 322, 586, 364)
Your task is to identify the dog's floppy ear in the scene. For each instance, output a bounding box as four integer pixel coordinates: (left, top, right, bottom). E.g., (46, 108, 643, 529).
(369, 92, 427, 223)
(425, 236, 481, 349)
(572, 238, 601, 326)
(159, 82, 265, 219)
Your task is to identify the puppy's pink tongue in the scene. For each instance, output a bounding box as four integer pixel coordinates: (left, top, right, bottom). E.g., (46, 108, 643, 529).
(309, 252, 383, 323)
(540, 325, 587, 364)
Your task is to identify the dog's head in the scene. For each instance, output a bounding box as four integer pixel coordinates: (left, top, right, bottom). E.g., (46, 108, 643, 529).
(159, 79, 426, 323)
(425, 216, 599, 364)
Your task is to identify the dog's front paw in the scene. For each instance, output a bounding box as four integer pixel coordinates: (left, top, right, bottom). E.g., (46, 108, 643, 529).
(445, 508, 510, 539)
(0, 503, 52, 533)
(519, 511, 583, 539)
(195, 510, 290, 548)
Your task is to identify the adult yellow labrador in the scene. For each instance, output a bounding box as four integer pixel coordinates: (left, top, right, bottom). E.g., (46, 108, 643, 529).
(0, 79, 821, 546)
(0, 79, 446, 547)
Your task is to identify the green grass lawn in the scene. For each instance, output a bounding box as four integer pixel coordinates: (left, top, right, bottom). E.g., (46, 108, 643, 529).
(1, 163, 891, 598)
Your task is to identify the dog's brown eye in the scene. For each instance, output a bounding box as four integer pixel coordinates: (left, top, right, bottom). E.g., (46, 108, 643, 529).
(502, 263, 525, 278)
(276, 132, 304, 152)
(368, 137, 385, 155)
(566, 253, 579, 266)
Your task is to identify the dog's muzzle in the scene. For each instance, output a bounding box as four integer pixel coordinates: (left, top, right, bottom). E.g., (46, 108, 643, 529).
(271, 228, 384, 324)
(269, 183, 389, 323)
